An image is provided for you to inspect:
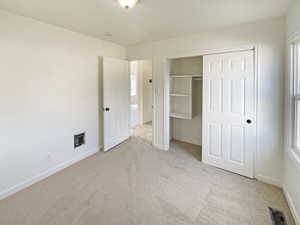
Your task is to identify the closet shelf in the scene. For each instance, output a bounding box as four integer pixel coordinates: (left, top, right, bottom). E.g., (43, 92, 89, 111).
(169, 56, 203, 120)
(170, 112, 192, 119)
(170, 74, 202, 78)
(170, 93, 190, 97)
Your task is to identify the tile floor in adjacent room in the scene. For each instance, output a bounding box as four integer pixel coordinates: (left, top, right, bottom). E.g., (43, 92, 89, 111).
(0, 136, 295, 225)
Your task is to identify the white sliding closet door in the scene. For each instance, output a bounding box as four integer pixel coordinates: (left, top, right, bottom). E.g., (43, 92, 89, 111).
(102, 57, 130, 152)
(202, 50, 256, 178)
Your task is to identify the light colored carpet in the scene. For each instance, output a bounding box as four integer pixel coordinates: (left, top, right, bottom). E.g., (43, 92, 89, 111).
(0, 137, 295, 225)
(131, 123, 152, 144)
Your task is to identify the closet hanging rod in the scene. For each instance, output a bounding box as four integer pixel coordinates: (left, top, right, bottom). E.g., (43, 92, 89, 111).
(193, 78, 203, 81)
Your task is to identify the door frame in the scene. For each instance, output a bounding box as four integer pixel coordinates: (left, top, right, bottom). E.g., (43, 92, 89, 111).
(129, 60, 154, 145)
(155, 45, 259, 178)
(129, 61, 142, 128)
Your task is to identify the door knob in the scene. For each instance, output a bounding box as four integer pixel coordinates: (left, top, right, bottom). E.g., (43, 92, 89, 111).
(246, 119, 252, 124)
(105, 107, 110, 111)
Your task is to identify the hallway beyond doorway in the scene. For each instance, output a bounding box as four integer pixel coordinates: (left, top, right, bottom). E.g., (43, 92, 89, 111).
(131, 122, 152, 144)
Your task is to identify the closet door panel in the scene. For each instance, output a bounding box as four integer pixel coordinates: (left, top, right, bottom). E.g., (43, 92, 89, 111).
(202, 50, 256, 178)
(102, 57, 130, 151)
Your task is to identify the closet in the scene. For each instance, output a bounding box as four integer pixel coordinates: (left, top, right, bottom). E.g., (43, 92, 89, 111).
(169, 56, 203, 147)
(167, 50, 256, 178)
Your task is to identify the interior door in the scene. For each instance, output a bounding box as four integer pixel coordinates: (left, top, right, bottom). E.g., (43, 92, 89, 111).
(202, 50, 256, 178)
(102, 57, 130, 151)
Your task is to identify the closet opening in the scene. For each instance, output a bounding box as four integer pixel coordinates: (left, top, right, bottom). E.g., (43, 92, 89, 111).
(168, 56, 203, 161)
(130, 60, 153, 144)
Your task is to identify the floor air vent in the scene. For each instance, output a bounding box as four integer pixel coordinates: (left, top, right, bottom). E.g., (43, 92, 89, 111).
(269, 207, 288, 225)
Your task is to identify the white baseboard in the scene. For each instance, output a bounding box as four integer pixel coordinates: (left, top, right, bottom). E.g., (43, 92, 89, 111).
(172, 135, 201, 146)
(284, 150, 300, 225)
(283, 185, 300, 225)
(255, 174, 282, 187)
(288, 150, 300, 172)
(154, 143, 169, 151)
(0, 148, 99, 200)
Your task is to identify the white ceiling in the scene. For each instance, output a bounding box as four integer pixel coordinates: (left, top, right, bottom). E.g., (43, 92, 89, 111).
(0, 0, 293, 46)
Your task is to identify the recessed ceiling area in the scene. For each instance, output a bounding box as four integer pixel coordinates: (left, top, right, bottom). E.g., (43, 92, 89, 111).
(0, 0, 294, 45)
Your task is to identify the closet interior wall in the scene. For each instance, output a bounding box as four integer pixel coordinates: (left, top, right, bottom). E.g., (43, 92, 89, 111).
(170, 56, 203, 146)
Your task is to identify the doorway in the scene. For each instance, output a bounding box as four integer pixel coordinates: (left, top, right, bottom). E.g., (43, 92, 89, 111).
(130, 60, 153, 144)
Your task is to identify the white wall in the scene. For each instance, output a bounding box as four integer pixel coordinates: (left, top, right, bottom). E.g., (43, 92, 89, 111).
(286, 0, 300, 38)
(284, 0, 300, 224)
(127, 17, 286, 186)
(0, 10, 126, 199)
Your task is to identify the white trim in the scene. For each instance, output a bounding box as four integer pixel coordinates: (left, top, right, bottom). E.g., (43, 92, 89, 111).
(152, 60, 157, 148)
(283, 185, 300, 225)
(287, 148, 300, 172)
(153, 143, 169, 151)
(152, 56, 171, 150)
(286, 35, 300, 165)
(167, 45, 255, 59)
(284, 44, 290, 150)
(151, 58, 155, 147)
(137, 61, 144, 125)
(164, 59, 170, 150)
(256, 174, 282, 187)
(251, 44, 260, 182)
(0, 148, 99, 200)
(293, 42, 299, 149)
(172, 136, 201, 146)
(283, 30, 300, 225)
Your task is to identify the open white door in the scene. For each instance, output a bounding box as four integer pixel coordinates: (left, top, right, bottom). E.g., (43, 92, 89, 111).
(102, 57, 130, 152)
(202, 50, 256, 178)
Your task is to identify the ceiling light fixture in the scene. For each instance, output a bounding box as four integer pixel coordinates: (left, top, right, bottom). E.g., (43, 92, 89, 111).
(118, 0, 139, 9)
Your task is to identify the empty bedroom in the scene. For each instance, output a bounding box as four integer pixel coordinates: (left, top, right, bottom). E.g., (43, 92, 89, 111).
(0, 0, 300, 225)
